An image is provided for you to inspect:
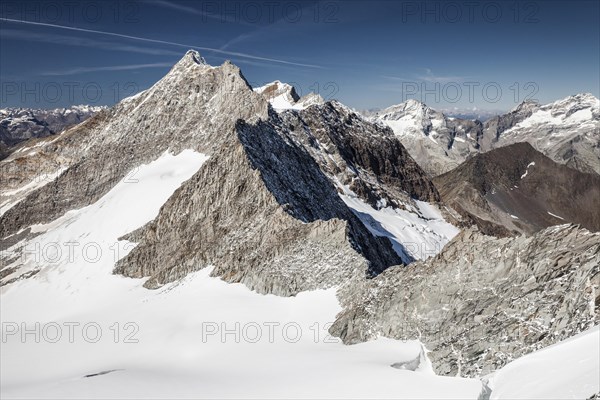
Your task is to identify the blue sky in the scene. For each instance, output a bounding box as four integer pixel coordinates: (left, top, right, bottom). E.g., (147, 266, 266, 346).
(1, 0, 598, 112)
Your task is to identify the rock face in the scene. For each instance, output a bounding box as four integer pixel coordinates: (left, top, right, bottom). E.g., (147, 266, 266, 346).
(479, 100, 539, 151)
(2, 51, 405, 294)
(490, 93, 600, 175)
(115, 113, 402, 294)
(0, 105, 104, 148)
(433, 142, 600, 235)
(279, 101, 441, 207)
(330, 224, 600, 377)
(0, 50, 269, 237)
(369, 94, 600, 176)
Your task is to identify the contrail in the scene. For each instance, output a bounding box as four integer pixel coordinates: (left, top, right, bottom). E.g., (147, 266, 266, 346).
(42, 63, 175, 76)
(0, 18, 323, 69)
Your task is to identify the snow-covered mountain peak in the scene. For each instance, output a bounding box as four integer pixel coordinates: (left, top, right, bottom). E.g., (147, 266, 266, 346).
(254, 80, 326, 111)
(505, 92, 599, 126)
(295, 92, 325, 109)
(372, 99, 440, 123)
(403, 98, 428, 109)
(547, 92, 599, 114)
(382, 99, 421, 114)
(253, 80, 299, 105)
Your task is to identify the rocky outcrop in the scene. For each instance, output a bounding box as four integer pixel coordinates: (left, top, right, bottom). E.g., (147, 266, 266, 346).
(433, 142, 600, 234)
(114, 113, 402, 295)
(280, 101, 441, 208)
(0, 50, 269, 237)
(330, 224, 600, 377)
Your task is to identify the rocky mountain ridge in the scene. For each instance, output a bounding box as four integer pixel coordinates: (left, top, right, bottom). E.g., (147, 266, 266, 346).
(368, 94, 600, 176)
(433, 142, 600, 235)
(330, 223, 600, 377)
(4, 50, 444, 295)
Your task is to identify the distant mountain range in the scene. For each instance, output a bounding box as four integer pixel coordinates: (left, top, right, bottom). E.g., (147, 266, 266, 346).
(0, 105, 104, 158)
(366, 93, 599, 176)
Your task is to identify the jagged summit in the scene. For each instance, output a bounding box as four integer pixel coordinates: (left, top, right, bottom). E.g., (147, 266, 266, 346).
(0, 50, 269, 236)
(1, 50, 406, 295)
(374, 98, 431, 119)
(184, 49, 207, 65)
(167, 50, 210, 77)
(254, 80, 325, 111)
(509, 99, 540, 113)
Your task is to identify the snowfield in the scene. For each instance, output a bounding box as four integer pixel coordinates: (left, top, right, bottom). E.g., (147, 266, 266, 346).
(339, 187, 459, 263)
(488, 326, 600, 399)
(1, 149, 597, 399)
(0, 149, 481, 399)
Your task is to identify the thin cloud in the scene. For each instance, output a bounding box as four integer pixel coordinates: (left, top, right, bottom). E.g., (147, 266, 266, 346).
(220, 32, 257, 50)
(217, 2, 327, 51)
(0, 29, 181, 56)
(416, 68, 467, 83)
(148, 0, 255, 26)
(381, 75, 412, 81)
(382, 70, 468, 84)
(41, 63, 174, 76)
(0, 18, 324, 69)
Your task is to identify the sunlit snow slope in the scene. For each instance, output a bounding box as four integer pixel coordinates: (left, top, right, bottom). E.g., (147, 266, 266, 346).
(0, 150, 482, 399)
(488, 326, 600, 399)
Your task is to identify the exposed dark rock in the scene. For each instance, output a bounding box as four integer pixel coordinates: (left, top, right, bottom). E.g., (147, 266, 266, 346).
(433, 142, 600, 234)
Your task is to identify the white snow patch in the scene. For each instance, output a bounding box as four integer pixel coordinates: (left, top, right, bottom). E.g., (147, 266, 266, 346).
(521, 161, 535, 179)
(547, 211, 565, 220)
(382, 117, 421, 137)
(488, 326, 600, 399)
(520, 162, 535, 179)
(339, 188, 459, 262)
